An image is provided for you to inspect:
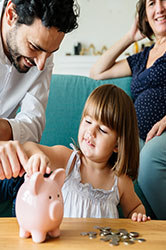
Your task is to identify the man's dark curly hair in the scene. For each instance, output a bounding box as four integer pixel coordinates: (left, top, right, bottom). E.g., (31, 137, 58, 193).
(3, 0, 79, 33)
(136, 0, 153, 40)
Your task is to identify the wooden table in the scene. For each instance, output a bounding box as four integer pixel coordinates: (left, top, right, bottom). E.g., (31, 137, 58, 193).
(0, 218, 166, 249)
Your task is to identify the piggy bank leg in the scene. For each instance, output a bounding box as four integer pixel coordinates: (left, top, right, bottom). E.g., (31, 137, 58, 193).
(48, 228, 60, 238)
(19, 227, 31, 238)
(31, 230, 47, 243)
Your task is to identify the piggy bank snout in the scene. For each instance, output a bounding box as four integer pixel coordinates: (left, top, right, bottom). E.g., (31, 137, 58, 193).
(49, 199, 63, 221)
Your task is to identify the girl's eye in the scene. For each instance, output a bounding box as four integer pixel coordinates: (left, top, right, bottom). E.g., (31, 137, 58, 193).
(99, 127, 107, 134)
(85, 119, 91, 124)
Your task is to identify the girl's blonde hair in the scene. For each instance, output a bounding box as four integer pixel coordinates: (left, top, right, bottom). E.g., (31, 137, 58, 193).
(81, 84, 139, 181)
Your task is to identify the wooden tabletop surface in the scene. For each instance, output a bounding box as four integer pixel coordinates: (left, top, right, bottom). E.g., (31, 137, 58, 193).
(0, 217, 166, 250)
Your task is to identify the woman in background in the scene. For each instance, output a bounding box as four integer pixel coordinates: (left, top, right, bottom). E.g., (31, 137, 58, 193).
(90, 0, 166, 219)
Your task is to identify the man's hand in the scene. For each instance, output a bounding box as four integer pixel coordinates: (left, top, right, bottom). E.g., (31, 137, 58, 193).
(146, 116, 166, 143)
(0, 119, 13, 140)
(0, 141, 28, 179)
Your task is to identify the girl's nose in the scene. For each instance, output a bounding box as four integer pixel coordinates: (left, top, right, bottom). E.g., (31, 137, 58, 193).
(88, 127, 96, 138)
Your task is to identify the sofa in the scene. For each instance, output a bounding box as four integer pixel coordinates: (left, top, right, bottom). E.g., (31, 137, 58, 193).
(0, 74, 157, 219)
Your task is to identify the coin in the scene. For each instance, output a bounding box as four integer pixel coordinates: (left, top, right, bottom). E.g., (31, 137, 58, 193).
(111, 229, 120, 235)
(80, 225, 146, 246)
(123, 239, 135, 245)
(129, 231, 139, 238)
(80, 232, 88, 236)
(109, 239, 119, 246)
(137, 238, 146, 243)
(119, 228, 128, 236)
(100, 235, 113, 242)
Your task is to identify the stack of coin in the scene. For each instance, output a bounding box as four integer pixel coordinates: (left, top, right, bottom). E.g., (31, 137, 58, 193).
(80, 225, 146, 246)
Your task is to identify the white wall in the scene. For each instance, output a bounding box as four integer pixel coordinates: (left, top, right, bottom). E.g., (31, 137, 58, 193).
(53, 0, 138, 70)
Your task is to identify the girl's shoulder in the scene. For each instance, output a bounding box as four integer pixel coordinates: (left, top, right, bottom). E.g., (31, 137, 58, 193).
(118, 174, 133, 185)
(118, 174, 134, 197)
(49, 145, 73, 170)
(51, 145, 73, 155)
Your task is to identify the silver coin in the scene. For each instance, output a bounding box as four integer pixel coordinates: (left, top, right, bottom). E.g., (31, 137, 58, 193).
(80, 232, 88, 236)
(103, 226, 111, 231)
(88, 231, 97, 236)
(111, 229, 120, 235)
(123, 239, 135, 245)
(137, 238, 146, 243)
(129, 231, 139, 237)
(112, 235, 120, 242)
(121, 234, 129, 240)
(119, 228, 128, 236)
(89, 235, 97, 239)
(109, 240, 119, 246)
(100, 235, 113, 242)
(94, 225, 103, 230)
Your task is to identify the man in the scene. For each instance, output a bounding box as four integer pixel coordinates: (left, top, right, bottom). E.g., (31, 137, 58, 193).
(0, 0, 79, 143)
(0, 0, 79, 215)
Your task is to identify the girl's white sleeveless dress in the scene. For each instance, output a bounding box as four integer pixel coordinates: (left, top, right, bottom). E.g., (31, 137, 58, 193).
(62, 145, 120, 218)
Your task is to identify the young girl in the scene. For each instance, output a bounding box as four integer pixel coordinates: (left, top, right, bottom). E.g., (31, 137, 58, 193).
(23, 84, 150, 221)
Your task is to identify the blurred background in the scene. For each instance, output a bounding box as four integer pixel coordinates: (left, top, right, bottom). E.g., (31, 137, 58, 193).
(52, 0, 149, 75)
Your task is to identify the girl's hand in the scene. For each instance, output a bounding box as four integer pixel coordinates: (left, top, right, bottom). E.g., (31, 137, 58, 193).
(25, 153, 51, 176)
(131, 212, 151, 222)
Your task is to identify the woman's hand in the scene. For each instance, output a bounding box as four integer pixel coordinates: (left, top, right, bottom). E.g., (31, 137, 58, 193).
(25, 153, 51, 176)
(128, 16, 145, 42)
(131, 212, 151, 222)
(0, 141, 28, 180)
(146, 116, 166, 143)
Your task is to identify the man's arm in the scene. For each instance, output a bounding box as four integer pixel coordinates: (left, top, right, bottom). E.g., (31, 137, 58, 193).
(0, 119, 13, 140)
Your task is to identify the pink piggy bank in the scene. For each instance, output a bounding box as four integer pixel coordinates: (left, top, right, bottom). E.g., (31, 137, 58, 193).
(15, 168, 66, 243)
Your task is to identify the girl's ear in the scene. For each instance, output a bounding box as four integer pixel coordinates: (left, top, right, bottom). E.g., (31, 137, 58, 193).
(5, 0, 18, 26)
(113, 143, 118, 153)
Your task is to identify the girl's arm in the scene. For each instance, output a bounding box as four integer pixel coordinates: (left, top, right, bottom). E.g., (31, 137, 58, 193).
(23, 142, 72, 176)
(90, 18, 145, 80)
(0, 141, 72, 179)
(118, 175, 150, 222)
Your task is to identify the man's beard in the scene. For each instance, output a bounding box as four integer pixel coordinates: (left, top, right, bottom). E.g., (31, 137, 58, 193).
(6, 40, 30, 73)
(6, 28, 33, 73)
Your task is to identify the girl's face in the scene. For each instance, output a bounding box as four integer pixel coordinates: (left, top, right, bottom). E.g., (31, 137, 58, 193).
(78, 115, 118, 164)
(146, 0, 166, 38)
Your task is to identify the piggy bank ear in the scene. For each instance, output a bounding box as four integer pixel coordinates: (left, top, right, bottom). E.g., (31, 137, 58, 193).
(24, 173, 30, 182)
(29, 172, 43, 195)
(50, 169, 66, 188)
